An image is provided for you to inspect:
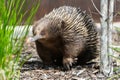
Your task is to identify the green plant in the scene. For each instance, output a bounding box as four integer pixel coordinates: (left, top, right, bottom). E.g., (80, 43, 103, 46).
(107, 31, 120, 79)
(0, 0, 40, 80)
(108, 47, 120, 79)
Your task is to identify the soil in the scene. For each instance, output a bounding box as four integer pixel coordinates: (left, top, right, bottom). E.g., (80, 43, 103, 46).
(20, 41, 119, 80)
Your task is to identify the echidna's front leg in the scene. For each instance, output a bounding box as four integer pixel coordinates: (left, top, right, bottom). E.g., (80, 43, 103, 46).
(35, 41, 53, 64)
(63, 44, 81, 70)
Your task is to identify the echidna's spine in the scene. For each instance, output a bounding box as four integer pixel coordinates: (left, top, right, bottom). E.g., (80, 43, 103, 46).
(45, 6, 99, 61)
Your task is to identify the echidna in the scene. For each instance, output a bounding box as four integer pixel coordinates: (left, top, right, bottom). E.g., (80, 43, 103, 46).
(31, 6, 99, 70)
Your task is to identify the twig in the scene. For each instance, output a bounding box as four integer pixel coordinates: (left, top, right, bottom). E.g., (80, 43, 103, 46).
(88, 8, 93, 17)
(91, 0, 102, 17)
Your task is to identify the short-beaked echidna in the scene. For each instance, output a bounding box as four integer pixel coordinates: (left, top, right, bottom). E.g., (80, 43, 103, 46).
(32, 6, 99, 70)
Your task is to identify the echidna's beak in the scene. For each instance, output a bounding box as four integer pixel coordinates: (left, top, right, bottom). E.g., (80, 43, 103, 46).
(27, 35, 42, 42)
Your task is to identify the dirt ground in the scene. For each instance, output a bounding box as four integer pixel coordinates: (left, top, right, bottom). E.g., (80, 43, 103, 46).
(20, 41, 119, 80)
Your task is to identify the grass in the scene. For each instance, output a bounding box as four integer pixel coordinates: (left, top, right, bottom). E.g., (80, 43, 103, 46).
(107, 28, 120, 79)
(108, 50, 120, 80)
(0, 0, 40, 80)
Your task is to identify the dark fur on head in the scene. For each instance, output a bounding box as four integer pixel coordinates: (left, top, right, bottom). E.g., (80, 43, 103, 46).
(33, 18, 64, 41)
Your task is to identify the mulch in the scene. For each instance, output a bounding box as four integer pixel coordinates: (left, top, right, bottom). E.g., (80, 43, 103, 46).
(20, 41, 119, 80)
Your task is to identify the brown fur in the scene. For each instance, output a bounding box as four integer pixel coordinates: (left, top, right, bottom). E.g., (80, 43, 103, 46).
(32, 6, 99, 70)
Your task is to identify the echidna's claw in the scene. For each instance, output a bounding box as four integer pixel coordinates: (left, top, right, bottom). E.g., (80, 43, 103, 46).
(63, 57, 75, 70)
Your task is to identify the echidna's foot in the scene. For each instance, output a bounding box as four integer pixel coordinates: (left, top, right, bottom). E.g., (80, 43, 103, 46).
(63, 57, 78, 70)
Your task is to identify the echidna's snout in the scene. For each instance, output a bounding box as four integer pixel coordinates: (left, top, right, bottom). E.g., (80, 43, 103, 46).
(27, 35, 42, 42)
(32, 35, 42, 41)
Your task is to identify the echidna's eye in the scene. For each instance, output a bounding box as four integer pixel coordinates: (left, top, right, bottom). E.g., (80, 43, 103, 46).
(40, 30, 45, 35)
(33, 30, 36, 35)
